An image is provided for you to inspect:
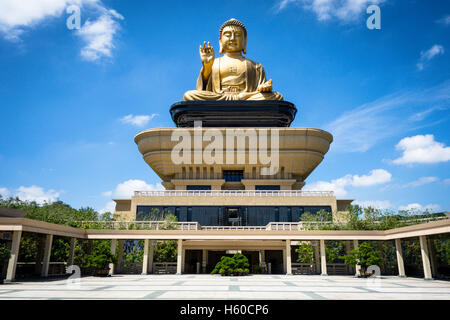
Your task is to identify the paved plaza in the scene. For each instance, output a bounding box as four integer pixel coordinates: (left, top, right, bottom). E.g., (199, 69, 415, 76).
(0, 274, 449, 300)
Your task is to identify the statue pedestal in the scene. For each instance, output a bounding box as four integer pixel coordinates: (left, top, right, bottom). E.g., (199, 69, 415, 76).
(170, 100, 297, 127)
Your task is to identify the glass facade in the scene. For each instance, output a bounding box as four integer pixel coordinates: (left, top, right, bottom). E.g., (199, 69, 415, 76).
(136, 205, 332, 226)
(186, 185, 212, 190)
(223, 170, 244, 182)
(255, 185, 281, 190)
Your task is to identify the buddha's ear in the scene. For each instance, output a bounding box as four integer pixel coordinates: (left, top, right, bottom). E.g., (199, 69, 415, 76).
(242, 38, 247, 54)
(219, 39, 224, 54)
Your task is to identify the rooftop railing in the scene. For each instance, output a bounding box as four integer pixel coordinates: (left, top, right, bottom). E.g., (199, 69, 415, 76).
(134, 190, 334, 197)
(77, 216, 447, 231)
(78, 221, 200, 230)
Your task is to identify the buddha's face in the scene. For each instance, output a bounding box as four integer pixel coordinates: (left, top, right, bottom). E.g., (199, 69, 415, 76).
(220, 25, 246, 53)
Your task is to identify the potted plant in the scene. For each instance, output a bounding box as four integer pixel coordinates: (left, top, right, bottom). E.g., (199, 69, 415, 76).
(340, 242, 382, 278)
(0, 243, 11, 284)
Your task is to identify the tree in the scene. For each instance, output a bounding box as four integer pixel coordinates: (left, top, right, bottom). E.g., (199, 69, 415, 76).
(340, 241, 382, 276)
(211, 253, 250, 276)
(0, 242, 11, 264)
(83, 240, 117, 270)
(326, 241, 344, 263)
(295, 243, 314, 263)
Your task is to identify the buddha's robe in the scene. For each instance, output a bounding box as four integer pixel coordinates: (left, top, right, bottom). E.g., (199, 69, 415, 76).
(183, 57, 283, 101)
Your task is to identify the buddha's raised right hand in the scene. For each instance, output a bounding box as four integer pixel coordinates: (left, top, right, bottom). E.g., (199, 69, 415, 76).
(199, 42, 214, 79)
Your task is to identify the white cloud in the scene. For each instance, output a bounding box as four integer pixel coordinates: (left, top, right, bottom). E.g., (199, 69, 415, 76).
(104, 179, 164, 198)
(77, 10, 123, 61)
(99, 179, 164, 214)
(0, 187, 11, 198)
(304, 169, 391, 196)
(437, 14, 450, 26)
(15, 185, 60, 204)
(417, 44, 444, 70)
(326, 81, 450, 152)
(354, 200, 394, 210)
(0, 0, 124, 62)
(445, 178, 450, 185)
(275, 0, 384, 22)
(402, 176, 438, 188)
(393, 134, 450, 165)
(398, 203, 442, 213)
(350, 169, 392, 186)
(99, 200, 115, 214)
(101, 190, 112, 197)
(120, 114, 158, 127)
(0, 0, 97, 39)
(409, 105, 449, 122)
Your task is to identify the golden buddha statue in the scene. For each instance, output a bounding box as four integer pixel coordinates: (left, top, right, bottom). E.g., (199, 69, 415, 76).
(183, 18, 283, 101)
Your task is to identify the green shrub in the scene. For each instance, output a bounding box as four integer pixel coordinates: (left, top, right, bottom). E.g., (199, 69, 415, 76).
(211, 253, 250, 276)
(340, 241, 382, 276)
(0, 242, 11, 263)
(83, 241, 117, 270)
(295, 243, 314, 263)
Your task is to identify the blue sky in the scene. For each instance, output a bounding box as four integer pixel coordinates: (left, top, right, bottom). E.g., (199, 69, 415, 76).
(0, 0, 449, 214)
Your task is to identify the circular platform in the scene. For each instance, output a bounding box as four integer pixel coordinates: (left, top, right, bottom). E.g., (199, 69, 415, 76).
(170, 100, 298, 127)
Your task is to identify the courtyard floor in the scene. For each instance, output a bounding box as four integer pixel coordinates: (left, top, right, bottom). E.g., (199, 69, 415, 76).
(0, 274, 449, 300)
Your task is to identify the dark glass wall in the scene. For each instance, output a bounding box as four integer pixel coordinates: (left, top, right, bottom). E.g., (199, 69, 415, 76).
(186, 185, 212, 190)
(136, 205, 332, 226)
(255, 185, 281, 190)
(223, 170, 243, 182)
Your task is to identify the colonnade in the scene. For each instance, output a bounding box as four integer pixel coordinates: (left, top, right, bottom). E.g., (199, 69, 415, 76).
(1, 230, 439, 282)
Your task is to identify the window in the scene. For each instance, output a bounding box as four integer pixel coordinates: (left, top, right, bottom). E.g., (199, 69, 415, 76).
(255, 185, 280, 190)
(223, 170, 243, 182)
(187, 185, 211, 190)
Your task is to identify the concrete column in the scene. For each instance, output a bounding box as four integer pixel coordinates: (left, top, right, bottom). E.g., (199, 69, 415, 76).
(314, 241, 320, 274)
(353, 240, 360, 277)
(419, 236, 432, 280)
(181, 249, 186, 273)
(427, 237, 437, 277)
(202, 249, 207, 274)
(395, 239, 406, 277)
(286, 240, 292, 275)
(68, 238, 76, 267)
(320, 239, 327, 276)
(41, 234, 53, 277)
(148, 241, 155, 274)
(345, 240, 353, 274)
(142, 239, 149, 275)
(282, 248, 287, 274)
(176, 239, 183, 275)
(5, 230, 22, 283)
(109, 239, 117, 276)
(259, 250, 266, 273)
(117, 240, 124, 274)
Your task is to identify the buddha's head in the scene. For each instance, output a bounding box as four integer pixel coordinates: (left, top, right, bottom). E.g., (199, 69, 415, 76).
(219, 18, 247, 54)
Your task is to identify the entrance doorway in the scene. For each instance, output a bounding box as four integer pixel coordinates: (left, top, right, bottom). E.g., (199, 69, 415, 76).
(226, 208, 241, 226)
(265, 250, 283, 274)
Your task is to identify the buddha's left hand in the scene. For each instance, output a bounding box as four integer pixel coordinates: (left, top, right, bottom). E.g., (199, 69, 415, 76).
(257, 79, 273, 93)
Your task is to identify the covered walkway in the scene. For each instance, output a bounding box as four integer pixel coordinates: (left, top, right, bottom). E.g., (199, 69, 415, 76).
(0, 216, 449, 282)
